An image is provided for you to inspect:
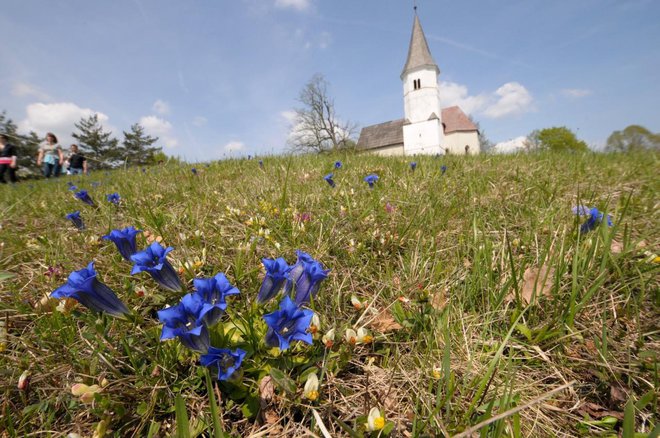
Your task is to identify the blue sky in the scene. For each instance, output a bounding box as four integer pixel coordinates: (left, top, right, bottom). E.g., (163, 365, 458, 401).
(1, 0, 658, 159)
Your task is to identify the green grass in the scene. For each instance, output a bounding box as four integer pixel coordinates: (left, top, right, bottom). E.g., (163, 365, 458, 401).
(0, 151, 658, 437)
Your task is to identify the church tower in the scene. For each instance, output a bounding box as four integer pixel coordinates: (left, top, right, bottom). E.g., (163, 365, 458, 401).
(401, 12, 445, 155)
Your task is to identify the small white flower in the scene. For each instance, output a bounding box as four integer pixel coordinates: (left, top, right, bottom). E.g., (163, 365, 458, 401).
(345, 328, 357, 345)
(357, 327, 373, 344)
(367, 407, 385, 431)
(303, 373, 319, 401)
(322, 328, 335, 348)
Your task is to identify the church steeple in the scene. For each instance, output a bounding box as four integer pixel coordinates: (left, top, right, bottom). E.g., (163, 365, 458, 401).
(401, 14, 440, 79)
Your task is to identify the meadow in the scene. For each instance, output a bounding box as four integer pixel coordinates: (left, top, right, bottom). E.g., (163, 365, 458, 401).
(0, 151, 658, 437)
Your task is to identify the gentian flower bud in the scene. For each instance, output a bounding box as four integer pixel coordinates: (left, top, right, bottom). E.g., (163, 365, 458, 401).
(74, 189, 95, 206)
(51, 262, 129, 317)
(257, 257, 291, 303)
(286, 250, 330, 306)
(130, 242, 182, 291)
(410, 162, 417, 172)
(66, 211, 85, 230)
(103, 226, 141, 260)
(324, 173, 335, 188)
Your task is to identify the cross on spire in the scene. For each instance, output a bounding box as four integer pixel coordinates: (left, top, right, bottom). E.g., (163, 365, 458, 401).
(413, 0, 417, 13)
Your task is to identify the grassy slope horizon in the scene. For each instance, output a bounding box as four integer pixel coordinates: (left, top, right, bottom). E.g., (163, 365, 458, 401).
(0, 151, 658, 437)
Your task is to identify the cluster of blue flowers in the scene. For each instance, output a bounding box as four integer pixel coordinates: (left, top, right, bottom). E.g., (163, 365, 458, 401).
(51, 208, 331, 382)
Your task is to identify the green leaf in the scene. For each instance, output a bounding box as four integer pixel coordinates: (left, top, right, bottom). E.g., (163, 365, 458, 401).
(175, 394, 191, 438)
(515, 323, 532, 342)
(634, 389, 655, 411)
(205, 368, 225, 438)
(0, 271, 15, 282)
(269, 368, 297, 394)
(622, 399, 635, 438)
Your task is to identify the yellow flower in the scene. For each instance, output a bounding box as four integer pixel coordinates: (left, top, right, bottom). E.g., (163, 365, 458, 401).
(303, 373, 319, 401)
(653, 256, 660, 264)
(432, 365, 442, 380)
(367, 407, 385, 431)
(357, 327, 373, 344)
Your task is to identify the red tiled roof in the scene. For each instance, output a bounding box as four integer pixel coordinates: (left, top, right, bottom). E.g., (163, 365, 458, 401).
(441, 106, 478, 133)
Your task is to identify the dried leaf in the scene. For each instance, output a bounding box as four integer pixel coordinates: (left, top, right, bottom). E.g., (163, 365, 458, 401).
(258, 376, 280, 425)
(578, 402, 624, 420)
(521, 265, 555, 305)
(370, 310, 403, 333)
(610, 384, 629, 405)
(429, 289, 447, 311)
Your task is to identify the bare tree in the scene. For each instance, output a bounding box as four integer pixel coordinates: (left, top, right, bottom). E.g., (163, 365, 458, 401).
(287, 74, 357, 153)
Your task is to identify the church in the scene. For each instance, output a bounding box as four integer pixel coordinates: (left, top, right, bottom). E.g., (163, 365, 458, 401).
(357, 11, 480, 156)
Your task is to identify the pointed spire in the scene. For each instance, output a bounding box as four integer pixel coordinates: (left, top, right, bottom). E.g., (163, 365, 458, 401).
(401, 14, 439, 79)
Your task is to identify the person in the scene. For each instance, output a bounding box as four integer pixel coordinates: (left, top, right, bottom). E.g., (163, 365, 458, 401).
(0, 134, 18, 184)
(465, 144, 470, 155)
(66, 144, 87, 175)
(37, 132, 64, 178)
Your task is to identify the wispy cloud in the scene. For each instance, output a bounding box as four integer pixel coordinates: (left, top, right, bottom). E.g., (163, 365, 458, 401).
(274, 0, 311, 11)
(561, 88, 592, 98)
(224, 140, 245, 152)
(192, 116, 207, 127)
(152, 99, 170, 115)
(12, 82, 51, 101)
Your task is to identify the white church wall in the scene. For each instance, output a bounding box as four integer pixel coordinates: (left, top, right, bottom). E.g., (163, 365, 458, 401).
(403, 68, 442, 123)
(367, 144, 405, 156)
(444, 131, 480, 155)
(403, 119, 445, 155)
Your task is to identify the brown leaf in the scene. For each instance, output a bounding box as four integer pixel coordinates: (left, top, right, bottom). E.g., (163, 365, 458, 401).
(578, 402, 624, 420)
(258, 376, 280, 425)
(430, 291, 446, 311)
(520, 265, 555, 305)
(610, 384, 629, 405)
(370, 310, 403, 333)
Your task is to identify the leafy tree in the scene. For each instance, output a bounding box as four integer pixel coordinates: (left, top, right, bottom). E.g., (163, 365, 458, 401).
(287, 74, 357, 153)
(525, 127, 588, 152)
(605, 125, 659, 152)
(122, 123, 161, 166)
(72, 114, 120, 168)
(0, 110, 40, 171)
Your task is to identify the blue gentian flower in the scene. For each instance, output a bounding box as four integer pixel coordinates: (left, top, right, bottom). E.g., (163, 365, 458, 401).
(157, 293, 209, 352)
(66, 211, 85, 230)
(263, 296, 314, 351)
(200, 347, 247, 381)
(141, 168, 146, 173)
(259, 160, 264, 168)
(441, 165, 447, 175)
(334, 161, 342, 169)
(572, 205, 590, 216)
(67, 181, 74, 187)
(68, 185, 78, 191)
(286, 250, 330, 306)
(193, 273, 240, 326)
(578, 207, 613, 233)
(51, 262, 129, 317)
(103, 226, 142, 261)
(324, 173, 335, 188)
(191, 168, 197, 175)
(410, 162, 417, 172)
(364, 174, 379, 188)
(130, 242, 182, 291)
(106, 192, 121, 205)
(74, 189, 95, 206)
(257, 257, 292, 303)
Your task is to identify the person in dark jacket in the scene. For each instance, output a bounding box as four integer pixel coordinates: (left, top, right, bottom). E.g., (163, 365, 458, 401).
(0, 134, 18, 183)
(66, 144, 87, 175)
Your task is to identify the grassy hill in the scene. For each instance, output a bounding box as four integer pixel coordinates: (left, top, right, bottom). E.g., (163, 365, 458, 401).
(0, 151, 658, 437)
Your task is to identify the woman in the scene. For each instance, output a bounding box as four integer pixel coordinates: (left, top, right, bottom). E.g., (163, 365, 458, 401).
(37, 132, 64, 178)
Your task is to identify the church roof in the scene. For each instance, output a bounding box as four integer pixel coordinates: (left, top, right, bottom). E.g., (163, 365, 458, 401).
(401, 14, 439, 78)
(356, 119, 405, 151)
(357, 107, 478, 151)
(441, 106, 478, 133)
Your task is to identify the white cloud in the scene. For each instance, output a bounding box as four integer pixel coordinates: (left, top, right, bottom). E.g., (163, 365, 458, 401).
(492, 136, 528, 154)
(12, 82, 50, 101)
(192, 116, 207, 127)
(440, 81, 533, 119)
(140, 115, 179, 149)
(561, 88, 592, 98)
(318, 31, 332, 49)
(152, 99, 170, 115)
(274, 0, 310, 11)
(483, 82, 533, 118)
(224, 141, 245, 153)
(19, 102, 113, 148)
